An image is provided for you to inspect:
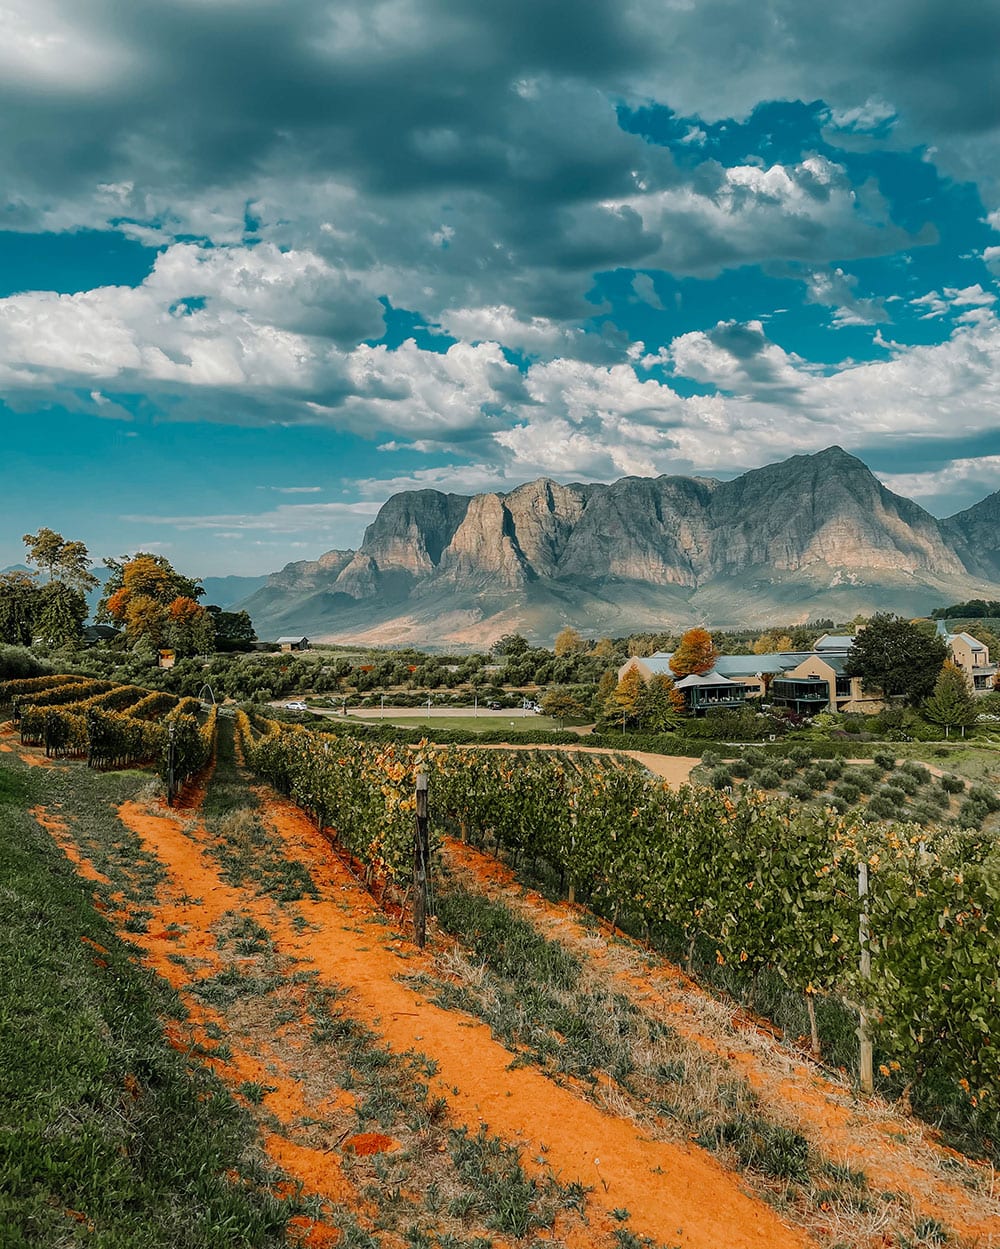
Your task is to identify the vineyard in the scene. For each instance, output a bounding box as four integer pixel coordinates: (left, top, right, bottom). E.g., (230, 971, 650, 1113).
(1, 674, 216, 800)
(237, 711, 1000, 1123)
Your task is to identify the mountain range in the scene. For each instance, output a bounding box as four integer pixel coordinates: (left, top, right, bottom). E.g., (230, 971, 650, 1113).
(231, 447, 1000, 647)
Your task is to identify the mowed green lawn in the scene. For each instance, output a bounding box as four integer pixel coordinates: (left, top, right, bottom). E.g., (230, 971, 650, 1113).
(344, 712, 568, 733)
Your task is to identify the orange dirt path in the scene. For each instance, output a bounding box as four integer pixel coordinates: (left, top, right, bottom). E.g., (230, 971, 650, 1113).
(30, 805, 110, 885)
(108, 792, 813, 1249)
(444, 839, 1000, 1247)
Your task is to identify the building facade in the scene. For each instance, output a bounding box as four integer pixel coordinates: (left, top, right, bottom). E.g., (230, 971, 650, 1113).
(617, 623, 997, 716)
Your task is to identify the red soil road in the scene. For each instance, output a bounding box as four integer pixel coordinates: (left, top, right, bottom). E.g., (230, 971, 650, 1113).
(444, 839, 1000, 1248)
(99, 793, 815, 1249)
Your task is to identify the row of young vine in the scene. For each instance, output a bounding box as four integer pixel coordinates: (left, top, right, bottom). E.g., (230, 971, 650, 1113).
(1, 673, 217, 786)
(237, 711, 999, 1114)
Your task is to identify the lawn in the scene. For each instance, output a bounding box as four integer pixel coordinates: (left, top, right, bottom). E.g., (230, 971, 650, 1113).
(343, 712, 566, 733)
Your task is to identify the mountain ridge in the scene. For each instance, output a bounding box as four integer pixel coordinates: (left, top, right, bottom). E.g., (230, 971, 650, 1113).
(233, 448, 1000, 645)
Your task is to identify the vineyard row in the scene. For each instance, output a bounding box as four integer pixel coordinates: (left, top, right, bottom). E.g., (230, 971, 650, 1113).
(236, 711, 1000, 1113)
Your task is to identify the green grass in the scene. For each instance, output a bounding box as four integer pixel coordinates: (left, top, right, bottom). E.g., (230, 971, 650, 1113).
(346, 713, 564, 733)
(200, 718, 318, 902)
(0, 756, 296, 1247)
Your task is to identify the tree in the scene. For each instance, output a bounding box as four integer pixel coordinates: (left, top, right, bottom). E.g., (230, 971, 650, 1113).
(843, 613, 948, 704)
(606, 667, 644, 726)
(591, 637, 616, 659)
(669, 628, 719, 678)
(101, 554, 207, 650)
(593, 668, 618, 718)
(166, 596, 216, 657)
(923, 661, 978, 737)
(207, 606, 257, 649)
(35, 581, 88, 646)
(97, 553, 203, 623)
(540, 686, 588, 726)
(0, 571, 39, 645)
(637, 672, 681, 731)
(491, 632, 530, 658)
(22, 528, 98, 593)
(554, 626, 585, 657)
(752, 632, 793, 654)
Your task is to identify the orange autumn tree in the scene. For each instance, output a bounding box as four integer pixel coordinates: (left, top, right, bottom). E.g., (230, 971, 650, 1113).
(669, 627, 719, 678)
(102, 553, 213, 655)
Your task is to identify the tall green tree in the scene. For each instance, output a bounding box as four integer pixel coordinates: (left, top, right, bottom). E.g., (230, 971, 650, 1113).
(637, 672, 681, 731)
(35, 581, 88, 647)
(22, 528, 98, 593)
(843, 613, 948, 704)
(923, 661, 978, 737)
(0, 571, 39, 645)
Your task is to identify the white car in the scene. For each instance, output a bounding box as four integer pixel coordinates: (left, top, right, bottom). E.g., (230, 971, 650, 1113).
(284, 701, 308, 711)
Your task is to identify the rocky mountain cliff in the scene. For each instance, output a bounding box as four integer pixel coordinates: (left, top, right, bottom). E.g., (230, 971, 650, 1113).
(235, 448, 1000, 646)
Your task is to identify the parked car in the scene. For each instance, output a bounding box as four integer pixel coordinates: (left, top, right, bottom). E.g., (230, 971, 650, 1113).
(284, 701, 308, 711)
(486, 701, 503, 710)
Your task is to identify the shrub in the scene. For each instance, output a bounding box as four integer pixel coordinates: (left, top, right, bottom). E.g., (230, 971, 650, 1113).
(754, 768, 782, 790)
(0, 646, 52, 681)
(742, 747, 766, 769)
(788, 747, 813, 766)
(879, 785, 907, 806)
(890, 771, 919, 796)
(940, 774, 966, 795)
(775, 758, 797, 780)
(700, 750, 721, 767)
(866, 795, 896, 819)
(832, 782, 861, 805)
(708, 766, 733, 790)
(786, 781, 813, 801)
(900, 761, 930, 785)
(803, 766, 828, 789)
(818, 757, 844, 780)
(968, 784, 1000, 813)
(857, 765, 884, 789)
(873, 751, 896, 771)
(909, 803, 940, 827)
(729, 758, 752, 779)
(958, 799, 989, 829)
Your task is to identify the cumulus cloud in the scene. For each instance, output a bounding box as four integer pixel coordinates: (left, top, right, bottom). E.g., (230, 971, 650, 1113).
(878, 456, 1000, 507)
(5, 0, 1000, 546)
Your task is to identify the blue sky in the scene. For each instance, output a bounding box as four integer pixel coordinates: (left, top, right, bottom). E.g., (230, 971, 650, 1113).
(2, 1, 1000, 576)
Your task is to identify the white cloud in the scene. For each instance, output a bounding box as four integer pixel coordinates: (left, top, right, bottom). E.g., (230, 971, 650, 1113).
(912, 283, 996, 319)
(806, 268, 888, 326)
(878, 457, 1000, 507)
(121, 500, 380, 533)
(825, 97, 896, 133)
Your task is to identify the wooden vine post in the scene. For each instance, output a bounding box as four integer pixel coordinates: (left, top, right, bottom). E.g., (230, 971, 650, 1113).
(858, 859, 874, 1093)
(166, 722, 177, 808)
(413, 772, 430, 949)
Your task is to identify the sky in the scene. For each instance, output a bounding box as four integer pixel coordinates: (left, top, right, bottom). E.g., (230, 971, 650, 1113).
(3, 0, 1000, 577)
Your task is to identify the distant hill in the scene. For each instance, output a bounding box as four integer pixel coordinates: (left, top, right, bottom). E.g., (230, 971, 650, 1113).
(232, 447, 1000, 646)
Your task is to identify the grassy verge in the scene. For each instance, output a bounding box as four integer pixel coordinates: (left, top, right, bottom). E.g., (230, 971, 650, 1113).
(200, 717, 318, 903)
(0, 757, 297, 1248)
